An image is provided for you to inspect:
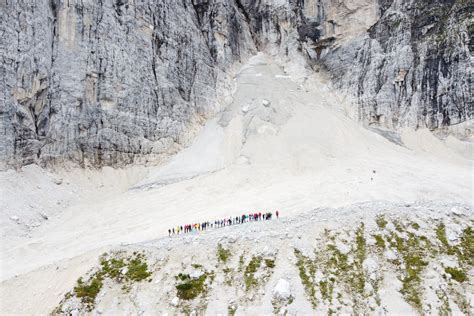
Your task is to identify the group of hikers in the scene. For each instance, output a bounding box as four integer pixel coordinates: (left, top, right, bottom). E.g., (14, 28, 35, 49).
(168, 210, 280, 236)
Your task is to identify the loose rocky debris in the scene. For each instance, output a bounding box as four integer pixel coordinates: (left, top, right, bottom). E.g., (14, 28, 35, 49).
(52, 202, 472, 315)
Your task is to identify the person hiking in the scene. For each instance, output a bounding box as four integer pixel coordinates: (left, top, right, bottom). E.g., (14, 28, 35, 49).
(276, 210, 279, 218)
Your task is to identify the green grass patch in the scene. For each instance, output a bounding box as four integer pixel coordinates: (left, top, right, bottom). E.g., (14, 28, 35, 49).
(375, 215, 387, 230)
(264, 258, 275, 269)
(99, 252, 151, 283)
(458, 227, 473, 266)
(294, 249, 318, 308)
(70, 252, 152, 310)
(244, 256, 262, 290)
(390, 232, 428, 311)
(393, 220, 405, 233)
(217, 244, 231, 264)
(374, 234, 385, 250)
(349, 223, 367, 295)
(319, 280, 333, 302)
(326, 244, 349, 273)
(74, 276, 103, 308)
(176, 274, 208, 300)
(445, 267, 467, 283)
(238, 254, 244, 272)
(125, 255, 152, 282)
(223, 267, 233, 286)
(436, 223, 450, 248)
(175, 270, 214, 301)
(436, 222, 457, 255)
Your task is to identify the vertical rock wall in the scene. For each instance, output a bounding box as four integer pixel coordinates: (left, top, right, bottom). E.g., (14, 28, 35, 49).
(320, 0, 473, 129)
(1, 0, 472, 169)
(0, 0, 255, 168)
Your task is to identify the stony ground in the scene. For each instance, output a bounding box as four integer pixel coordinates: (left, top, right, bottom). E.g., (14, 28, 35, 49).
(53, 201, 473, 315)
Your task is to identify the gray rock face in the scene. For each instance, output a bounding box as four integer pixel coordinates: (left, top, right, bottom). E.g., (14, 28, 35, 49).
(320, 0, 473, 129)
(1, 0, 472, 168)
(0, 0, 256, 168)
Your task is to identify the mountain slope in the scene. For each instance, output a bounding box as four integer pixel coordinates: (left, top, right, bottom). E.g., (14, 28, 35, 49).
(0, 54, 471, 314)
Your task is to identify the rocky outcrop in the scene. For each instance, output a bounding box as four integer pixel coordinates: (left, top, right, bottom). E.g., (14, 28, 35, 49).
(1, 0, 472, 169)
(320, 0, 473, 129)
(0, 0, 256, 168)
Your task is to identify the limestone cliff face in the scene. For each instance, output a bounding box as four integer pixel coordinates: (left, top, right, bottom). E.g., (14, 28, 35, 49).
(1, 0, 472, 168)
(0, 0, 256, 168)
(320, 0, 473, 130)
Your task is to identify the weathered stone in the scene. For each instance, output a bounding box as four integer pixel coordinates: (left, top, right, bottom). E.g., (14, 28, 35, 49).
(1, 0, 471, 169)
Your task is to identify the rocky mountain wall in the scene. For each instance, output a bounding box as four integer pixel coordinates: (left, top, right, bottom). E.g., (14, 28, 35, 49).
(320, 0, 473, 129)
(1, 0, 472, 169)
(0, 0, 256, 168)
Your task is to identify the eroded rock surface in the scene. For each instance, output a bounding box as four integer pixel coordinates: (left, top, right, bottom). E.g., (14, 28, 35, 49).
(321, 0, 473, 129)
(1, 0, 472, 168)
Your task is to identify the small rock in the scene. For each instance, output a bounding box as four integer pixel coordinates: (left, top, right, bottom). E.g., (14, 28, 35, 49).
(335, 241, 351, 255)
(39, 213, 48, 220)
(10, 216, 20, 222)
(190, 269, 203, 279)
(273, 279, 291, 300)
(121, 267, 128, 275)
(384, 249, 397, 261)
(262, 99, 271, 107)
(369, 302, 377, 310)
(364, 282, 374, 293)
(53, 178, 63, 185)
(363, 257, 379, 275)
(447, 232, 458, 242)
(171, 297, 179, 307)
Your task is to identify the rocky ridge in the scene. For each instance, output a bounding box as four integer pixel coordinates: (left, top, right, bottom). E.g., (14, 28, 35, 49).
(51, 201, 473, 315)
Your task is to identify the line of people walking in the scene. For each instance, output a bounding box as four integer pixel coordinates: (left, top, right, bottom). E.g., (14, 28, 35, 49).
(168, 210, 280, 236)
